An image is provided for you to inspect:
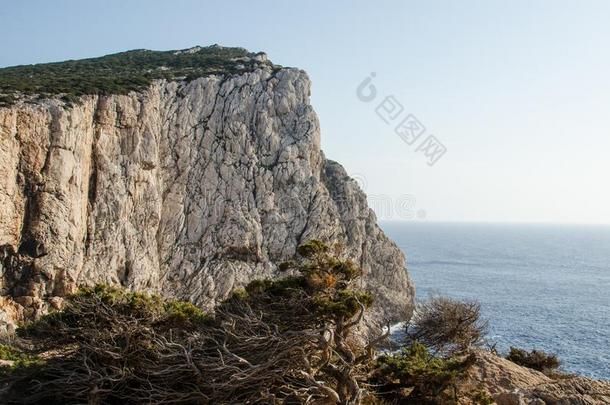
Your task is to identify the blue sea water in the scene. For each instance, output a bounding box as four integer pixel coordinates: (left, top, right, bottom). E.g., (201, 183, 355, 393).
(380, 221, 610, 380)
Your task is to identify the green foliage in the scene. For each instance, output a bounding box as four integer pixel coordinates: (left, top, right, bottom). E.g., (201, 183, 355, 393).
(163, 300, 208, 328)
(0, 344, 43, 371)
(332, 259, 361, 280)
(313, 289, 373, 319)
(19, 284, 206, 342)
(77, 284, 165, 315)
(0, 344, 22, 361)
(244, 276, 307, 298)
(240, 240, 372, 323)
(506, 347, 560, 372)
(0, 45, 276, 107)
(374, 342, 473, 403)
(229, 287, 248, 301)
(296, 239, 329, 257)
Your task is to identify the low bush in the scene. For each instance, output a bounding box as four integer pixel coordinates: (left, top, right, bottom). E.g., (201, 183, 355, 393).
(0, 344, 23, 362)
(506, 347, 560, 372)
(0, 344, 42, 367)
(235, 239, 374, 325)
(0, 343, 44, 381)
(406, 296, 488, 355)
(373, 342, 475, 404)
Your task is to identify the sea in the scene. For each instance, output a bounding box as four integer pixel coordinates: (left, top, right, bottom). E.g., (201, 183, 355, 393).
(380, 221, 610, 380)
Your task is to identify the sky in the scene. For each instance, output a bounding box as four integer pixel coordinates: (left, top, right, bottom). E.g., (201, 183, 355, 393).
(2, 0, 610, 224)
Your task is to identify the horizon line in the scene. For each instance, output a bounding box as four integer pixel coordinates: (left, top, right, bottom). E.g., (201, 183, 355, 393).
(378, 219, 610, 227)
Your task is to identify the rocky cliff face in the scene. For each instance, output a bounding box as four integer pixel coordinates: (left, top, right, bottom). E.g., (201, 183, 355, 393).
(0, 52, 414, 331)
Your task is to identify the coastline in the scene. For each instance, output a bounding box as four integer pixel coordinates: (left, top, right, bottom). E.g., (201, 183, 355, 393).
(381, 221, 610, 380)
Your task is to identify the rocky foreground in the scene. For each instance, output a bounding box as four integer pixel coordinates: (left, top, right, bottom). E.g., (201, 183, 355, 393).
(460, 350, 610, 404)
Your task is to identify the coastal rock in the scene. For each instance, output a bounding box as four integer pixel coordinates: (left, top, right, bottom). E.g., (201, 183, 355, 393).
(462, 350, 610, 404)
(0, 65, 414, 331)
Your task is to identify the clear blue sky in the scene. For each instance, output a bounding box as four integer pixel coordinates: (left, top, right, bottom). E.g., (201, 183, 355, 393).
(3, 0, 610, 224)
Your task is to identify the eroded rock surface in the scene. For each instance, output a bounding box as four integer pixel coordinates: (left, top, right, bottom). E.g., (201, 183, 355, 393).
(462, 350, 610, 404)
(0, 65, 414, 331)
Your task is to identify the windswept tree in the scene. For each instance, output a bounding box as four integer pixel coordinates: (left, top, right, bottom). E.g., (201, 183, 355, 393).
(372, 296, 488, 404)
(0, 241, 389, 405)
(226, 239, 386, 404)
(406, 295, 488, 356)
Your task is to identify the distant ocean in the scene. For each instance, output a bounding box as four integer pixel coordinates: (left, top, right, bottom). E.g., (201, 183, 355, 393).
(380, 221, 610, 380)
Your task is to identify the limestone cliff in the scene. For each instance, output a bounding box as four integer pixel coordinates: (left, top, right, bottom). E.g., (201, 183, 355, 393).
(0, 47, 414, 331)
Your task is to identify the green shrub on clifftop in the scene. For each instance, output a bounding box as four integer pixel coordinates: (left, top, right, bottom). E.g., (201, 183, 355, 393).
(506, 347, 561, 372)
(373, 342, 475, 403)
(0, 46, 276, 107)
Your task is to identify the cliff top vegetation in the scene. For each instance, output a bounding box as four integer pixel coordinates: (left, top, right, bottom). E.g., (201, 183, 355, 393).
(0, 45, 276, 106)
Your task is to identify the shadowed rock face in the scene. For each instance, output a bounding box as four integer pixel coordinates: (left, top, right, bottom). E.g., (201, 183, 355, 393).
(0, 62, 414, 331)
